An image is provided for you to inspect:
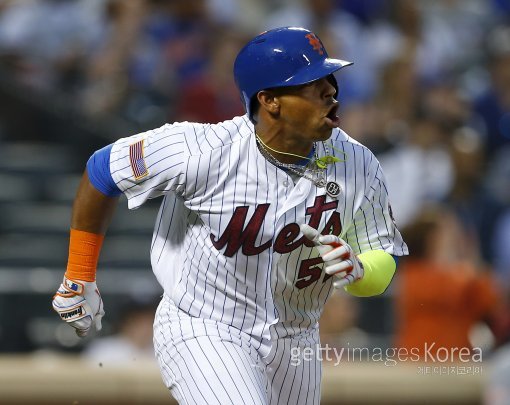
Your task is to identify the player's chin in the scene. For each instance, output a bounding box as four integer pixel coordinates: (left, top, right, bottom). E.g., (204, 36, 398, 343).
(316, 125, 334, 141)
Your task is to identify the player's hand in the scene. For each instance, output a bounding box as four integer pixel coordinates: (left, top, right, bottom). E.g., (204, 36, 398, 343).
(300, 224, 364, 289)
(52, 276, 105, 337)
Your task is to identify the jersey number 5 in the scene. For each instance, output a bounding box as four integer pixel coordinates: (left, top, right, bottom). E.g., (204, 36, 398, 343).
(295, 258, 333, 289)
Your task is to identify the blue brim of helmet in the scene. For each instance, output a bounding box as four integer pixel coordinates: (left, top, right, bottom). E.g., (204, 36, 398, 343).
(281, 58, 353, 86)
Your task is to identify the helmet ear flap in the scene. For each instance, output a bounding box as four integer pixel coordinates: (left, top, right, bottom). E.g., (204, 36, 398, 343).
(249, 94, 260, 123)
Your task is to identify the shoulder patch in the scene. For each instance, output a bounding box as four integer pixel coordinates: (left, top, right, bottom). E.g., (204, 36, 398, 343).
(129, 139, 149, 179)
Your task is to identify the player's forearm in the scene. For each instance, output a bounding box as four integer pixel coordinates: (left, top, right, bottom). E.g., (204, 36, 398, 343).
(71, 171, 119, 234)
(344, 250, 396, 297)
(64, 146, 123, 282)
(63, 171, 120, 282)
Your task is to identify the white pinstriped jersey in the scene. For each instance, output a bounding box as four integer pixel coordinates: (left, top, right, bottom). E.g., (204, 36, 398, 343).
(110, 115, 408, 345)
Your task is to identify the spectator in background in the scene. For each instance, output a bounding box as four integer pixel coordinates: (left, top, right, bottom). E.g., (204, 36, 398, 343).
(205, 0, 267, 34)
(473, 25, 510, 159)
(82, 299, 157, 365)
(395, 206, 501, 360)
(81, 0, 147, 118)
(493, 208, 510, 293)
(82, 0, 213, 127)
(0, 0, 105, 91)
(339, 52, 418, 158)
(484, 148, 510, 346)
(412, 0, 494, 84)
(175, 29, 245, 123)
(377, 107, 454, 228)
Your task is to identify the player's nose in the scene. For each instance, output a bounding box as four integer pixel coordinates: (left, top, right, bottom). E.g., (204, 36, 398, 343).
(318, 77, 336, 100)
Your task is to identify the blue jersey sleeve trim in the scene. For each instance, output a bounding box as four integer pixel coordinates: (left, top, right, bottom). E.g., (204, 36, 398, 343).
(86, 144, 123, 197)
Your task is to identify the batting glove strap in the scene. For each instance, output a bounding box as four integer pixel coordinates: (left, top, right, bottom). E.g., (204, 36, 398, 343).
(52, 276, 104, 337)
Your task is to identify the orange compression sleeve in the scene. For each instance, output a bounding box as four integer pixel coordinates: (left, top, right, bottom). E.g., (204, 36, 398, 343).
(64, 228, 105, 282)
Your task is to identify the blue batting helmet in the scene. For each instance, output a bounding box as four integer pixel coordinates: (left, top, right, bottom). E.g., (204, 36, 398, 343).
(233, 27, 352, 121)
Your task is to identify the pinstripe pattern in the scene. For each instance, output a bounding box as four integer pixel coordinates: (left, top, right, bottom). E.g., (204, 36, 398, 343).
(154, 295, 323, 405)
(110, 115, 408, 404)
(263, 328, 322, 405)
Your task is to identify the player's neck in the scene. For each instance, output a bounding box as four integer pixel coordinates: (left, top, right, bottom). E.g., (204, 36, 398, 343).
(254, 125, 314, 164)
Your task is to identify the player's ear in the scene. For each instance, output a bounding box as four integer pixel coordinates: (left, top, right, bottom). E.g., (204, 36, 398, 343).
(256, 90, 280, 116)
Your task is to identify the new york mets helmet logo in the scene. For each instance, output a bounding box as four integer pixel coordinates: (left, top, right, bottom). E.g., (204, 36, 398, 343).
(305, 33, 324, 55)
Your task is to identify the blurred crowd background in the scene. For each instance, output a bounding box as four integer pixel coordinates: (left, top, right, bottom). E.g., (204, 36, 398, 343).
(0, 0, 510, 402)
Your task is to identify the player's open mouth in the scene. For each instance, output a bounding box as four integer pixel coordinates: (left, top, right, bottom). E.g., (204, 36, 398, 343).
(324, 104, 340, 128)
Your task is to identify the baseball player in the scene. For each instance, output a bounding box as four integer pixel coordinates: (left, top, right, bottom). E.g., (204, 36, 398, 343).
(52, 27, 407, 404)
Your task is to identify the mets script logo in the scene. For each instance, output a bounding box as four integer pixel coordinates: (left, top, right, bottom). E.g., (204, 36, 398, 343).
(210, 196, 341, 257)
(305, 33, 324, 55)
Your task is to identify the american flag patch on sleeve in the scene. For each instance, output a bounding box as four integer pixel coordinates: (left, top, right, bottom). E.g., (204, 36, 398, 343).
(129, 139, 149, 179)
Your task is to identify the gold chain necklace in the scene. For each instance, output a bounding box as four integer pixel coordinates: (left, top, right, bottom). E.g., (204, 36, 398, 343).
(255, 135, 328, 188)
